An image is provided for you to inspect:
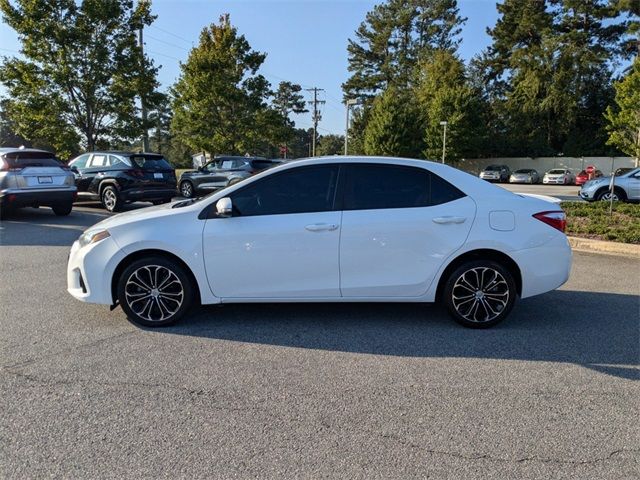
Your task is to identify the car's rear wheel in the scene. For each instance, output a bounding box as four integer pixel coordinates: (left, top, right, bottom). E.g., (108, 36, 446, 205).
(117, 256, 194, 327)
(52, 202, 73, 216)
(443, 260, 517, 329)
(152, 199, 171, 205)
(101, 185, 122, 212)
(180, 180, 194, 198)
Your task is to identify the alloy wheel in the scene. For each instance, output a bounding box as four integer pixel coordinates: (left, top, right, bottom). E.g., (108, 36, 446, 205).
(103, 189, 117, 211)
(181, 182, 193, 198)
(124, 265, 184, 322)
(599, 191, 619, 202)
(451, 267, 510, 323)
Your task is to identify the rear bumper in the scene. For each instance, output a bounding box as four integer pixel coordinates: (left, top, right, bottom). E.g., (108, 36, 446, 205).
(0, 187, 76, 208)
(511, 234, 572, 299)
(120, 187, 177, 202)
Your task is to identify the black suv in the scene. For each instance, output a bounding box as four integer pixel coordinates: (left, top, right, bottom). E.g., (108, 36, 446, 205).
(179, 156, 281, 198)
(68, 151, 177, 212)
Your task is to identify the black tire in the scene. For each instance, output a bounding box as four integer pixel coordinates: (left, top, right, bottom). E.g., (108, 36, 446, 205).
(52, 202, 73, 216)
(101, 185, 123, 212)
(442, 260, 517, 329)
(180, 180, 194, 198)
(0, 205, 12, 220)
(596, 188, 626, 202)
(117, 256, 194, 327)
(152, 199, 171, 205)
(227, 177, 242, 186)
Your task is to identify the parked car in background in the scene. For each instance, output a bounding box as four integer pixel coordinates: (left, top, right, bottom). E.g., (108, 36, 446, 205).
(0, 147, 76, 218)
(579, 167, 640, 202)
(479, 165, 510, 183)
(509, 169, 540, 184)
(575, 169, 603, 186)
(67, 156, 571, 330)
(543, 169, 575, 185)
(614, 167, 634, 177)
(68, 152, 177, 212)
(179, 156, 281, 198)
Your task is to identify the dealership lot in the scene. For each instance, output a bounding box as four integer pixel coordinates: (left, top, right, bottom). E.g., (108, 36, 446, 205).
(1, 204, 638, 479)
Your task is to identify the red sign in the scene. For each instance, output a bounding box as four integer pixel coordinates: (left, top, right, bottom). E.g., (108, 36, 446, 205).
(585, 165, 595, 174)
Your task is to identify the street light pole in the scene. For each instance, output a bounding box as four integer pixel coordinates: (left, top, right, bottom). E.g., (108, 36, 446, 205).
(344, 99, 357, 155)
(439, 121, 448, 164)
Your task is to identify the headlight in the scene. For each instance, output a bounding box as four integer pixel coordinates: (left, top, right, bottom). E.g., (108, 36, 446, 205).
(78, 229, 110, 248)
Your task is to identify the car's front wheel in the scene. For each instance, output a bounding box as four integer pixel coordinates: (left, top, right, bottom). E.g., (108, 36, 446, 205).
(117, 256, 194, 327)
(442, 260, 517, 328)
(596, 188, 625, 202)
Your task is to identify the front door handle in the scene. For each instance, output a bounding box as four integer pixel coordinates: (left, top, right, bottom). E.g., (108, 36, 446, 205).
(305, 223, 339, 232)
(432, 216, 466, 224)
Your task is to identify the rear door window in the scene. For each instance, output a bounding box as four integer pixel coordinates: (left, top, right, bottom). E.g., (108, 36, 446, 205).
(88, 154, 107, 167)
(343, 164, 465, 210)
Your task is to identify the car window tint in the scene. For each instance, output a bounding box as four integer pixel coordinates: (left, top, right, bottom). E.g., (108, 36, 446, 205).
(344, 164, 430, 210)
(130, 155, 171, 170)
(109, 155, 131, 168)
(2, 151, 62, 168)
(430, 172, 466, 206)
(221, 160, 234, 169)
(230, 165, 339, 216)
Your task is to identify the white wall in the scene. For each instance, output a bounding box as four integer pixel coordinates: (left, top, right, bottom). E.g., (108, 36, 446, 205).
(457, 157, 637, 175)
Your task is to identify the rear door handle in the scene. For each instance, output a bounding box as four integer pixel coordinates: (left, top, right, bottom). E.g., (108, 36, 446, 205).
(305, 223, 339, 232)
(432, 216, 466, 224)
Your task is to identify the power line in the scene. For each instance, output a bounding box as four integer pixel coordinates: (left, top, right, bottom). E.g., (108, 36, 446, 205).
(146, 34, 191, 51)
(148, 24, 193, 45)
(305, 87, 325, 156)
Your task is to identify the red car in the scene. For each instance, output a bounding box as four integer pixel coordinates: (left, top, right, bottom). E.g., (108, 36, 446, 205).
(575, 169, 603, 186)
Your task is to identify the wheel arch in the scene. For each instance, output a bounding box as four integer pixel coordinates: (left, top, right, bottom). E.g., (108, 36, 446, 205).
(435, 249, 522, 302)
(595, 185, 627, 201)
(111, 248, 202, 305)
(98, 179, 119, 196)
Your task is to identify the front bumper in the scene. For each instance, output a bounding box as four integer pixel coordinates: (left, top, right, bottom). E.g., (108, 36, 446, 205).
(67, 235, 127, 305)
(543, 178, 567, 184)
(0, 187, 77, 208)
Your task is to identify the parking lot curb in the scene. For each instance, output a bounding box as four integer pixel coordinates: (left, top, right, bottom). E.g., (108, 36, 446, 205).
(567, 236, 640, 257)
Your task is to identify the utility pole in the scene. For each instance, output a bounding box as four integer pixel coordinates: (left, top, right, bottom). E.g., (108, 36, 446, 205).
(138, 24, 149, 153)
(439, 121, 448, 164)
(344, 99, 357, 155)
(306, 87, 325, 156)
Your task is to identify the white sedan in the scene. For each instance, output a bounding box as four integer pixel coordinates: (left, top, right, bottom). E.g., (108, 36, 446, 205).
(67, 157, 572, 329)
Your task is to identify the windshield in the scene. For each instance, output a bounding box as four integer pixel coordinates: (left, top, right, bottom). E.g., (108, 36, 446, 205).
(485, 165, 501, 171)
(2, 151, 62, 168)
(514, 169, 532, 174)
(548, 169, 565, 174)
(615, 168, 633, 176)
(129, 154, 172, 170)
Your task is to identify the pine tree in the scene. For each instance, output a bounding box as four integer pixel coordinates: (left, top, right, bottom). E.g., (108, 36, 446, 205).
(415, 51, 484, 162)
(363, 87, 423, 157)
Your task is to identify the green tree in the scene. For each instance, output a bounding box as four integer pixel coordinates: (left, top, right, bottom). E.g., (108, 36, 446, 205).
(343, 0, 466, 100)
(171, 14, 278, 156)
(363, 87, 423, 157)
(0, 0, 160, 158)
(316, 134, 345, 156)
(415, 51, 484, 162)
(273, 81, 308, 118)
(605, 58, 640, 163)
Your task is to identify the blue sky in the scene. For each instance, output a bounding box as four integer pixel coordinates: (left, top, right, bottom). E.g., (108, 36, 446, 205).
(0, 0, 499, 134)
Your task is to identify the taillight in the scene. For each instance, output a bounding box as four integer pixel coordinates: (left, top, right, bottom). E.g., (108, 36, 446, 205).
(533, 211, 566, 233)
(126, 169, 145, 177)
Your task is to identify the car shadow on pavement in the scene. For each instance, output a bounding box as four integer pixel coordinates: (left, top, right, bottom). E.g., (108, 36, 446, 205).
(161, 290, 639, 381)
(0, 203, 146, 246)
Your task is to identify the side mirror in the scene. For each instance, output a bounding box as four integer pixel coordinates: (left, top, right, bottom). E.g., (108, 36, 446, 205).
(70, 166, 78, 173)
(216, 197, 233, 217)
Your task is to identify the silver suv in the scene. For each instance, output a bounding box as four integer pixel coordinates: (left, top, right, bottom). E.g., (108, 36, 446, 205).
(0, 147, 77, 218)
(579, 167, 640, 202)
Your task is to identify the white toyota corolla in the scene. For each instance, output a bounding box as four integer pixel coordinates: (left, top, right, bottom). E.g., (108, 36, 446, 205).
(67, 157, 572, 328)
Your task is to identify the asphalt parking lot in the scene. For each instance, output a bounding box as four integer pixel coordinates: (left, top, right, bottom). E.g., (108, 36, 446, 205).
(1, 203, 638, 479)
